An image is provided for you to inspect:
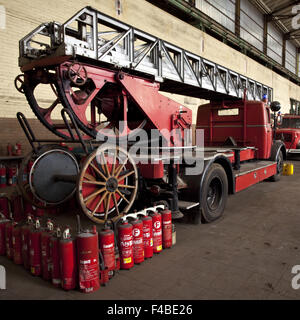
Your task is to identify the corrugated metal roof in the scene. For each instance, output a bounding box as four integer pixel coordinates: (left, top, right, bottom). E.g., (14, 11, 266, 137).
(250, 0, 300, 47)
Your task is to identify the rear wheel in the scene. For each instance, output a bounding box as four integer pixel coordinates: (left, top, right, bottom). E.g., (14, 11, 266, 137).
(200, 164, 228, 223)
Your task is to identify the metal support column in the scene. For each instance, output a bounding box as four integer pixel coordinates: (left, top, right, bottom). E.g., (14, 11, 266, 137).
(282, 38, 286, 68)
(235, 0, 241, 38)
(297, 48, 300, 77)
(263, 15, 269, 55)
(168, 161, 183, 219)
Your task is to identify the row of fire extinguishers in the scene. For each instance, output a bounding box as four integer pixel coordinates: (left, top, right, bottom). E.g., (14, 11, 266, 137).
(117, 205, 174, 269)
(0, 164, 19, 188)
(0, 213, 113, 292)
(0, 194, 59, 223)
(0, 205, 175, 294)
(0, 157, 33, 189)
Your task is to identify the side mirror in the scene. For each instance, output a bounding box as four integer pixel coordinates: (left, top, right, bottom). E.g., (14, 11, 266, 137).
(277, 114, 283, 126)
(270, 101, 281, 112)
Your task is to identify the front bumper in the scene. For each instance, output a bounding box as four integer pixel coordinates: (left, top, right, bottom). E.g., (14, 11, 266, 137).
(287, 149, 300, 154)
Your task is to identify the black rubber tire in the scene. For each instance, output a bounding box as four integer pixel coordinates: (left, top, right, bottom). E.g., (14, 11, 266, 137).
(200, 163, 228, 223)
(270, 150, 283, 182)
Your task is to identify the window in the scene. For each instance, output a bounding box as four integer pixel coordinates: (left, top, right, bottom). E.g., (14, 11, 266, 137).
(290, 99, 300, 115)
(218, 108, 239, 116)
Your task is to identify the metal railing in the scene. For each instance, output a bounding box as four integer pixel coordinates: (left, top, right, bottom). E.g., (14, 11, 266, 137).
(19, 6, 273, 101)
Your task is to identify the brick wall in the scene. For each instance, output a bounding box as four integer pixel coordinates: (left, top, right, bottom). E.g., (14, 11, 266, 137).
(0, 117, 62, 156)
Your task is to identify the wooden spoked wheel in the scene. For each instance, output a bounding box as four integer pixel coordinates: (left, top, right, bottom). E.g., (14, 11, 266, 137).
(77, 145, 138, 224)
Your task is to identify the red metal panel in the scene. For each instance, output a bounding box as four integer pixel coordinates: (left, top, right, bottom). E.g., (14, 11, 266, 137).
(118, 74, 192, 146)
(240, 149, 256, 162)
(138, 162, 164, 179)
(197, 100, 273, 159)
(235, 163, 277, 193)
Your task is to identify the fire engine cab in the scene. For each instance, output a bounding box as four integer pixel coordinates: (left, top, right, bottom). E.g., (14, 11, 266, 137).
(276, 114, 300, 154)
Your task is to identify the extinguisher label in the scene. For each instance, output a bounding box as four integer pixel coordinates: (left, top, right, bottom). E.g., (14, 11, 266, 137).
(123, 257, 132, 264)
(133, 238, 143, 245)
(157, 245, 162, 251)
(79, 262, 99, 290)
(80, 260, 91, 264)
(154, 221, 161, 229)
(133, 228, 141, 237)
(103, 243, 114, 249)
(120, 240, 133, 248)
(123, 234, 132, 241)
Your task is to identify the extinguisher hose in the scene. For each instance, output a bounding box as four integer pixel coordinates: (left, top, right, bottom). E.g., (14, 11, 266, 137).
(76, 214, 81, 234)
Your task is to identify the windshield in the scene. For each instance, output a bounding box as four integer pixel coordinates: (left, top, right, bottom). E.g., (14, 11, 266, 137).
(280, 118, 300, 129)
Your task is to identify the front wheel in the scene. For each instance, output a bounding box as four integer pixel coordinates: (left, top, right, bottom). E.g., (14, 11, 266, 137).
(200, 163, 228, 223)
(270, 150, 283, 182)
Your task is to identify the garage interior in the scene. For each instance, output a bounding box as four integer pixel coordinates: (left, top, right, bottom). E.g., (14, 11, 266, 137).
(0, 0, 300, 300)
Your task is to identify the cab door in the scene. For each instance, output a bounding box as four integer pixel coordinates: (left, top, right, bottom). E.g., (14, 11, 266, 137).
(265, 107, 272, 158)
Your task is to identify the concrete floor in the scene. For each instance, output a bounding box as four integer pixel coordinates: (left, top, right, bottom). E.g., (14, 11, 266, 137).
(1, 159, 300, 300)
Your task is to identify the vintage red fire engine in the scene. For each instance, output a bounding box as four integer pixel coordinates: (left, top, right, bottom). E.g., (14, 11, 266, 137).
(13, 7, 286, 228)
(276, 114, 300, 154)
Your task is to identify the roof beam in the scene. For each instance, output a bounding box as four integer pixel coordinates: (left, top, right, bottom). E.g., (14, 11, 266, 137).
(285, 29, 300, 39)
(274, 14, 298, 20)
(271, 0, 300, 15)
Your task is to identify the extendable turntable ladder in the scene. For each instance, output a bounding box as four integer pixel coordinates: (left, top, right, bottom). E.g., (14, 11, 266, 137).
(19, 6, 273, 101)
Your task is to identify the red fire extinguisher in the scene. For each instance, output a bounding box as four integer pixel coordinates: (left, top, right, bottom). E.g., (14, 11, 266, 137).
(99, 224, 115, 277)
(41, 219, 54, 281)
(59, 226, 77, 290)
(5, 216, 14, 260)
(131, 218, 144, 264)
(24, 201, 33, 215)
(0, 197, 10, 218)
(12, 195, 24, 222)
(21, 161, 28, 184)
(29, 218, 42, 276)
(115, 247, 120, 271)
(99, 251, 109, 287)
(150, 210, 162, 254)
(76, 216, 100, 293)
(118, 219, 134, 270)
(7, 166, 17, 186)
(12, 222, 23, 265)
(49, 226, 61, 287)
(7, 143, 12, 156)
(0, 165, 7, 188)
(21, 214, 33, 270)
(162, 209, 172, 249)
(142, 215, 153, 259)
(0, 213, 10, 255)
(35, 206, 44, 217)
(15, 142, 22, 156)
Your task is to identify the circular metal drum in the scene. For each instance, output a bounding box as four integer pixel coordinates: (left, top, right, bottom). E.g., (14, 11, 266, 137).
(29, 149, 79, 205)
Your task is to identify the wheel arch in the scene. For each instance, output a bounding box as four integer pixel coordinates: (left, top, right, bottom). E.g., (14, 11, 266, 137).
(200, 155, 235, 199)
